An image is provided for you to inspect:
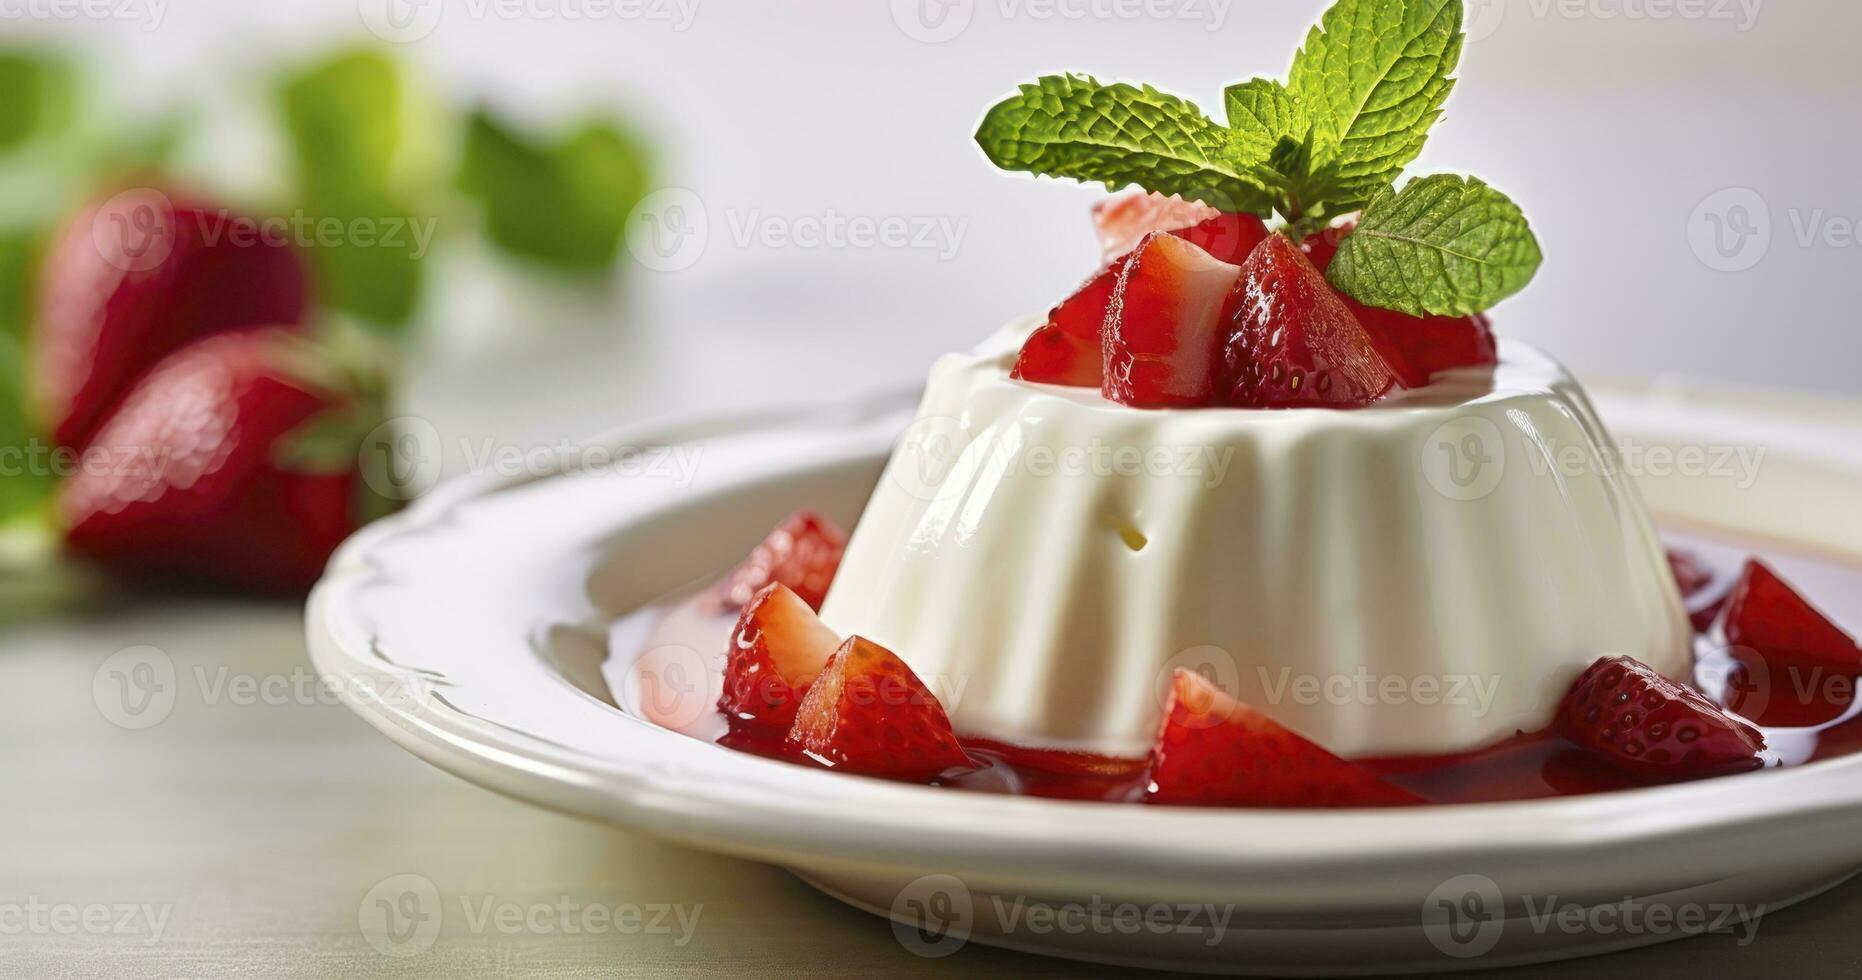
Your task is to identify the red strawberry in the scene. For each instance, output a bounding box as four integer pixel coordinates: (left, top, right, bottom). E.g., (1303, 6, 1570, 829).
(1556, 656, 1766, 779)
(1222, 235, 1404, 408)
(1144, 669, 1421, 807)
(1102, 233, 1243, 408)
(1173, 212, 1271, 265)
(786, 635, 974, 781)
(1012, 262, 1122, 387)
(58, 329, 383, 595)
(1091, 190, 1219, 262)
(718, 583, 842, 740)
(721, 511, 847, 611)
(1720, 560, 1862, 672)
(1297, 218, 1498, 383)
(33, 190, 307, 450)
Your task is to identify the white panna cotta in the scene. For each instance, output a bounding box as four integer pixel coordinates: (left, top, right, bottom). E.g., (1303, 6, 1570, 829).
(818, 320, 1692, 758)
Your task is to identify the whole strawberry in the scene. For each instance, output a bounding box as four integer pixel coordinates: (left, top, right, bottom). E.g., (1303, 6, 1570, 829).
(59, 328, 388, 594)
(32, 189, 308, 450)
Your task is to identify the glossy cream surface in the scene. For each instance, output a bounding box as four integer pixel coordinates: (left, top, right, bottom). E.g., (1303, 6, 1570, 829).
(818, 321, 1692, 758)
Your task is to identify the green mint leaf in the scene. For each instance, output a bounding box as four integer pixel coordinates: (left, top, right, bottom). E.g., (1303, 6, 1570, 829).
(1288, 0, 1464, 208)
(279, 50, 431, 328)
(975, 74, 1276, 215)
(0, 51, 75, 153)
(1327, 174, 1542, 317)
(0, 230, 53, 526)
(1223, 78, 1308, 159)
(459, 109, 650, 272)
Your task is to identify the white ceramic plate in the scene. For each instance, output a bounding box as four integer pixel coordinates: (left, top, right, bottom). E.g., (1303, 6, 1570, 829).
(308, 382, 1862, 975)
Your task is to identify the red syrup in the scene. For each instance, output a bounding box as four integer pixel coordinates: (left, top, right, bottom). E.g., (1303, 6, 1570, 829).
(612, 533, 1862, 807)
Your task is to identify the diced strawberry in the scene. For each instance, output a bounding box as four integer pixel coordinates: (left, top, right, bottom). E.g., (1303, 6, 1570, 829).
(1143, 670, 1422, 808)
(1720, 560, 1862, 672)
(1092, 190, 1220, 263)
(1103, 233, 1243, 408)
(1556, 656, 1766, 779)
(786, 636, 975, 782)
(721, 511, 846, 611)
(1222, 235, 1404, 408)
(1012, 262, 1123, 387)
(1172, 213, 1271, 265)
(718, 584, 842, 740)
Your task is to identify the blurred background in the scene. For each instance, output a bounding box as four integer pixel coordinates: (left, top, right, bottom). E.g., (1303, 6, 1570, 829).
(2, 0, 1857, 474)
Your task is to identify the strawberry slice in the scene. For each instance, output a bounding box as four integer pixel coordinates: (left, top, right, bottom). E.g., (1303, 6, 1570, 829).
(721, 511, 846, 611)
(1144, 670, 1422, 807)
(786, 636, 975, 781)
(1223, 235, 1404, 408)
(1102, 233, 1243, 408)
(1091, 190, 1219, 262)
(1012, 262, 1122, 387)
(1556, 656, 1766, 778)
(718, 584, 842, 740)
(1720, 560, 1862, 672)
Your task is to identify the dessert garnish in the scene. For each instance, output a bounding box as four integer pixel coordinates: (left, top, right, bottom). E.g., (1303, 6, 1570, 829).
(718, 583, 842, 740)
(1557, 657, 1766, 779)
(1719, 559, 1862, 672)
(720, 510, 846, 611)
(975, 0, 1544, 408)
(787, 636, 977, 782)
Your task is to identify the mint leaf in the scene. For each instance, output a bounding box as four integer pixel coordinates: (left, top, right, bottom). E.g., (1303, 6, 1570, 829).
(976, 74, 1276, 215)
(1223, 78, 1307, 159)
(0, 230, 53, 525)
(459, 110, 650, 272)
(1288, 0, 1464, 208)
(1328, 175, 1542, 317)
(279, 50, 430, 328)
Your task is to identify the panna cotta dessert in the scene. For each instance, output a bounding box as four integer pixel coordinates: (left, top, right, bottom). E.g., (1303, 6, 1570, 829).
(818, 324, 1690, 758)
(650, 0, 1862, 807)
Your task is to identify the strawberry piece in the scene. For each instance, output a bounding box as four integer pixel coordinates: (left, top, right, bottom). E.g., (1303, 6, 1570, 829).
(1012, 262, 1123, 387)
(1172, 213, 1271, 265)
(1720, 560, 1862, 672)
(1144, 670, 1422, 808)
(787, 636, 975, 781)
(721, 511, 846, 611)
(33, 191, 307, 450)
(1102, 233, 1243, 408)
(59, 329, 379, 594)
(1091, 190, 1219, 263)
(1223, 235, 1404, 408)
(1556, 656, 1766, 779)
(718, 583, 842, 740)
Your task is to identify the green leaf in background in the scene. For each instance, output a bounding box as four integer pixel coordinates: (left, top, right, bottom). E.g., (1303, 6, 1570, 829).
(1327, 174, 1542, 317)
(975, 74, 1278, 216)
(0, 51, 75, 153)
(1287, 0, 1464, 209)
(0, 231, 53, 523)
(279, 50, 428, 329)
(459, 110, 650, 272)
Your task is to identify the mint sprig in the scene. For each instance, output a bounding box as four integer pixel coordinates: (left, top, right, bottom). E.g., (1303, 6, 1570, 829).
(974, 0, 1542, 317)
(1328, 175, 1542, 317)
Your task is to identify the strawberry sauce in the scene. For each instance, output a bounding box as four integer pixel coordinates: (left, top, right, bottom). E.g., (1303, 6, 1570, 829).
(612, 533, 1862, 806)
